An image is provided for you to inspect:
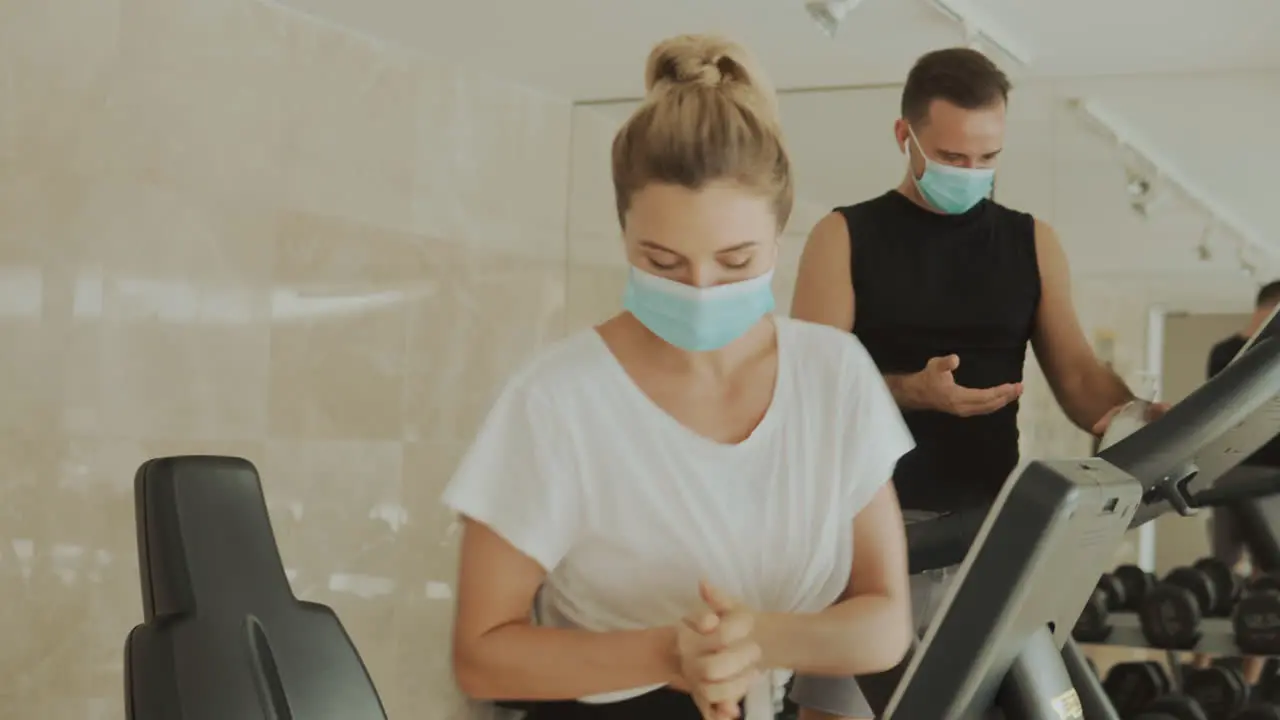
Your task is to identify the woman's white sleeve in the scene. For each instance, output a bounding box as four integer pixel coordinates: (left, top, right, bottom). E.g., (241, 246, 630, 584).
(840, 337, 916, 517)
(441, 380, 582, 571)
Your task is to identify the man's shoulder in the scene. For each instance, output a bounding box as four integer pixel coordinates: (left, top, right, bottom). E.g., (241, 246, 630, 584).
(835, 190, 900, 216)
(985, 198, 1037, 228)
(1210, 334, 1247, 355)
(831, 192, 910, 246)
(1207, 334, 1248, 377)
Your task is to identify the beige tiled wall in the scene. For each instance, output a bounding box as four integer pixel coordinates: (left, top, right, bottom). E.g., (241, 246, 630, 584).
(0, 0, 570, 718)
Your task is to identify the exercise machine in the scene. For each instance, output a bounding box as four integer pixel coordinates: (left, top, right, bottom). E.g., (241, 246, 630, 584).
(851, 323, 1280, 718)
(124, 456, 388, 719)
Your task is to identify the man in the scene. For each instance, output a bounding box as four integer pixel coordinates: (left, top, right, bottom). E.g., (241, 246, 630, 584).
(1206, 281, 1280, 564)
(1196, 281, 1280, 685)
(1207, 281, 1280, 387)
(787, 48, 1152, 720)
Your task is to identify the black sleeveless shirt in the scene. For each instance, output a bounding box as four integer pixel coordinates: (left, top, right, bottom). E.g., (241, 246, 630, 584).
(841, 191, 1041, 512)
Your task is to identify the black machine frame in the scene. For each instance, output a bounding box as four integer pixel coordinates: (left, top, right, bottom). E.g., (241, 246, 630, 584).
(857, 328, 1280, 719)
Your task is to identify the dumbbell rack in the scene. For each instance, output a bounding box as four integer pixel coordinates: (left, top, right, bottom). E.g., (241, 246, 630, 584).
(1083, 612, 1258, 697)
(1086, 613, 1253, 658)
(1081, 611, 1280, 719)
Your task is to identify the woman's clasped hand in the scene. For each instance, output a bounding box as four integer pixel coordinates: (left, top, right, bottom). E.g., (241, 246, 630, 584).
(676, 581, 768, 720)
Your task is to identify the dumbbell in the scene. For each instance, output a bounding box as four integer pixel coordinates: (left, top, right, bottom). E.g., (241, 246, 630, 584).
(1141, 566, 1220, 649)
(1250, 658, 1280, 704)
(1098, 571, 1129, 609)
(1104, 661, 1172, 717)
(1134, 694, 1208, 720)
(1194, 557, 1245, 616)
(1234, 574, 1280, 656)
(1235, 707, 1280, 719)
(1210, 658, 1280, 720)
(1212, 656, 1246, 674)
(1076, 587, 1116, 642)
(1076, 568, 1145, 642)
(1117, 564, 1158, 610)
(1182, 666, 1250, 720)
(1237, 661, 1280, 720)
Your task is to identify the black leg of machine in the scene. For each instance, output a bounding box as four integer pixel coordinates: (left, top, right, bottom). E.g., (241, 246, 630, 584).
(996, 627, 1081, 720)
(1060, 638, 1119, 720)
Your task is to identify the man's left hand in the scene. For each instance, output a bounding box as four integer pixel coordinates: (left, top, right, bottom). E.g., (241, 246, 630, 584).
(1091, 400, 1171, 437)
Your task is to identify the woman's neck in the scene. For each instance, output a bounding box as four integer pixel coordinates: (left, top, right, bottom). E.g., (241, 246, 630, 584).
(607, 313, 776, 380)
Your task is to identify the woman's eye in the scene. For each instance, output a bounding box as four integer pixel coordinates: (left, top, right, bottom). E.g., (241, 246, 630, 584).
(722, 257, 752, 270)
(648, 257, 680, 271)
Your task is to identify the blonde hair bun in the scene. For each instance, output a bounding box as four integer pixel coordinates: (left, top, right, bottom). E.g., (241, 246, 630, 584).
(612, 34, 793, 232)
(643, 34, 778, 120)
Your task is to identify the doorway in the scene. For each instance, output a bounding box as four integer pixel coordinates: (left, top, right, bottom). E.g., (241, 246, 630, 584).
(1153, 312, 1250, 572)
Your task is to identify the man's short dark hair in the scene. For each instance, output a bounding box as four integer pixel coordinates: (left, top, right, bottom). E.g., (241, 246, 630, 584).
(901, 47, 1012, 126)
(1257, 280, 1280, 308)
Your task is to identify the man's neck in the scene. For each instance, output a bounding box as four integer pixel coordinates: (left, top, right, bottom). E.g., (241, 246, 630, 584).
(895, 176, 940, 213)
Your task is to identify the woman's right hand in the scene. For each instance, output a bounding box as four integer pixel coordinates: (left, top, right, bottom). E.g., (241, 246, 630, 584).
(675, 585, 763, 719)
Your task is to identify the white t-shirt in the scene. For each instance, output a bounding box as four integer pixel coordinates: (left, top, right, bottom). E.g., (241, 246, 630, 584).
(442, 316, 915, 705)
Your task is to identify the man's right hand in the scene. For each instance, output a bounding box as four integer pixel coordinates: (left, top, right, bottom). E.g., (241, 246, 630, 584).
(899, 355, 1022, 417)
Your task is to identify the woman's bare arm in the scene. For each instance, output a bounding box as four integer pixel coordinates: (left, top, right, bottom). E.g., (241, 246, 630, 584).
(452, 518, 681, 700)
(755, 482, 913, 676)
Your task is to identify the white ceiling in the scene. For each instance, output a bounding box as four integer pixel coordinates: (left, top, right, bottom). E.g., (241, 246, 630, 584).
(279, 0, 1280, 100)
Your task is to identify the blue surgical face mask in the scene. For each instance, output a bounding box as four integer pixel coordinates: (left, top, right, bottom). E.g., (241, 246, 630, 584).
(622, 266, 776, 352)
(907, 126, 995, 215)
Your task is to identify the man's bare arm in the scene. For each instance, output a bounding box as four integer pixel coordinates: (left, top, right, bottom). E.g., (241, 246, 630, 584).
(791, 212, 856, 332)
(1029, 219, 1133, 432)
(792, 213, 926, 408)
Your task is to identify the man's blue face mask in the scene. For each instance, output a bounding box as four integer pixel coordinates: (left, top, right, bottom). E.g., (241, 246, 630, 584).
(907, 125, 995, 215)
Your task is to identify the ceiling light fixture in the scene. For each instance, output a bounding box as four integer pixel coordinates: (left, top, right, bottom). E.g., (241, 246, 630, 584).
(1123, 168, 1169, 219)
(927, 0, 1031, 65)
(1067, 97, 1274, 265)
(805, 0, 866, 38)
(1126, 175, 1152, 200)
(1237, 243, 1258, 278)
(1196, 218, 1215, 262)
(1125, 171, 1153, 217)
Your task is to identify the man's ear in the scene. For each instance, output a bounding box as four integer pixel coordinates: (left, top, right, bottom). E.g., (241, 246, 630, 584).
(893, 118, 909, 153)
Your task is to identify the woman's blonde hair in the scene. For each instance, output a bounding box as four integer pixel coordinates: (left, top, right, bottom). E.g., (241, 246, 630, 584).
(611, 34, 794, 231)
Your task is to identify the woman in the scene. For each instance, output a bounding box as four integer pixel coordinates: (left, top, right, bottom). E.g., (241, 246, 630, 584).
(443, 34, 914, 720)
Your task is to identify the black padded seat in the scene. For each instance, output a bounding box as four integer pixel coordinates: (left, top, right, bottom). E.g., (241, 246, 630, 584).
(124, 455, 387, 720)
